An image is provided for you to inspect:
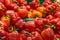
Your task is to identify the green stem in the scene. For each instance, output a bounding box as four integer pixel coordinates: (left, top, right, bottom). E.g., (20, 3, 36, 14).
(25, 32, 34, 38)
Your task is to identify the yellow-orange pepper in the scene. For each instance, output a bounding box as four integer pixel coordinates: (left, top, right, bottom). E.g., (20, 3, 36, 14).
(1, 15, 10, 26)
(28, 10, 42, 18)
(36, 6, 46, 13)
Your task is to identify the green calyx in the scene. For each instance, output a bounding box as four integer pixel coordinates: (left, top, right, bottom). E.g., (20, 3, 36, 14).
(56, 38, 60, 40)
(43, 24, 48, 27)
(50, 24, 56, 28)
(25, 32, 34, 38)
(3, 15, 8, 19)
(50, 7, 54, 13)
(16, 2, 20, 5)
(12, 0, 20, 5)
(10, 26, 14, 31)
(42, 24, 56, 28)
(12, 0, 17, 2)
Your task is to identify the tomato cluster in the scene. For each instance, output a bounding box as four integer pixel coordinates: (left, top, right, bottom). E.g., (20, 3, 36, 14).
(0, 0, 60, 40)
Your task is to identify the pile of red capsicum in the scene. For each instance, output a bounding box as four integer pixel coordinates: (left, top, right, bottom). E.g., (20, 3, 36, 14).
(0, 0, 60, 40)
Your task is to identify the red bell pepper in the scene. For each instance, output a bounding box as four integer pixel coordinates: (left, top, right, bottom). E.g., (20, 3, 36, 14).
(41, 28, 54, 40)
(8, 31, 20, 40)
(0, 30, 8, 40)
(0, 2, 6, 17)
(25, 21, 36, 32)
(21, 30, 43, 40)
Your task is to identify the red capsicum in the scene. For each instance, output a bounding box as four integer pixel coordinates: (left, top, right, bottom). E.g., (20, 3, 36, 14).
(41, 28, 54, 40)
(8, 31, 20, 40)
(25, 21, 36, 32)
(21, 30, 43, 40)
(0, 30, 8, 40)
(1, 15, 10, 26)
(0, 21, 13, 32)
(18, 8, 28, 18)
(54, 34, 60, 40)
(0, 2, 6, 17)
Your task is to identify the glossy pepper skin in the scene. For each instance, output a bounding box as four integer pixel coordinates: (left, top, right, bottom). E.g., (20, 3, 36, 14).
(7, 3, 19, 11)
(21, 30, 43, 40)
(1, 15, 10, 26)
(34, 18, 44, 31)
(18, 8, 28, 18)
(4, 0, 12, 7)
(0, 21, 11, 32)
(8, 31, 20, 40)
(31, 31, 43, 40)
(54, 34, 60, 40)
(0, 2, 6, 17)
(28, 10, 42, 18)
(54, 12, 60, 18)
(41, 28, 54, 40)
(30, 0, 40, 9)
(0, 30, 8, 40)
(36, 6, 46, 13)
(5, 10, 20, 25)
(5, 10, 25, 30)
(25, 21, 36, 32)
